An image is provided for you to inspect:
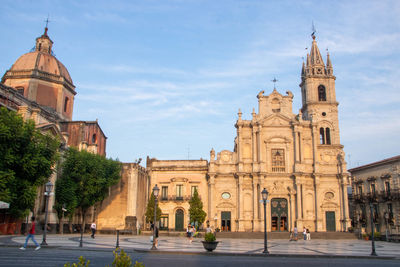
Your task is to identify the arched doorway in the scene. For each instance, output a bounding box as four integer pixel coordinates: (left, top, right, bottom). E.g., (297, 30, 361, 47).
(270, 198, 288, 231)
(175, 209, 184, 231)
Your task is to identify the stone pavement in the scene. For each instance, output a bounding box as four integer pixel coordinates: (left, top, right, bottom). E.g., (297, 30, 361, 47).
(1, 234, 399, 259)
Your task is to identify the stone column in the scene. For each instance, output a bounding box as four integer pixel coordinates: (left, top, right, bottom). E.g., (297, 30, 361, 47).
(314, 176, 320, 231)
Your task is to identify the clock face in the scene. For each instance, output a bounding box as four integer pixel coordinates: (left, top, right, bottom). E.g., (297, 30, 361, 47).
(222, 192, 231, 199)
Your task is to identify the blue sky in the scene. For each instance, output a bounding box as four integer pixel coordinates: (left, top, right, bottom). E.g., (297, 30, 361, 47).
(1, 0, 399, 168)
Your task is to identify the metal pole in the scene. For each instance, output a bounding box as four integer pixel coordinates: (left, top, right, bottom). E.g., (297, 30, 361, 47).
(79, 225, 83, 247)
(369, 203, 377, 256)
(151, 198, 157, 250)
(263, 200, 269, 254)
(41, 193, 49, 245)
(116, 230, 120, 248)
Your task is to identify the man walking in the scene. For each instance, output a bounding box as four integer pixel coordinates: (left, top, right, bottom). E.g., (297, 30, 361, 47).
(20, 216, 40, 250)
(90, 221, 96, 238)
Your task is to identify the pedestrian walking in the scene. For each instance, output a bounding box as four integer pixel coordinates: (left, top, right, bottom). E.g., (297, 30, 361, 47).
(20, 216, 40, 250)
(293, 226, 298, 241)
(90, 221, 96, 238)
(306, 228, 311, 240)
(303, 227, 307, 240)
(188, 225, 194, 244)
(186, 224, 191, 242)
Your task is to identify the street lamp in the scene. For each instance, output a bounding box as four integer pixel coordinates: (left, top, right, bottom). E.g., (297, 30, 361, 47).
(384, 212, 389, 241)
(356, 210, 362, 239)
(41, 181, 53, 246)
(261, 188, 269, 254)
(151, 184, 160, 250)
(369, 202, 377, 256)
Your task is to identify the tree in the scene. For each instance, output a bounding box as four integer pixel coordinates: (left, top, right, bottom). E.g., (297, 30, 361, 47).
(55, 148, 122, 231)
(0, 107, 59, 218)
(145, 192, 162, 224)
(189, 188, 207, 229)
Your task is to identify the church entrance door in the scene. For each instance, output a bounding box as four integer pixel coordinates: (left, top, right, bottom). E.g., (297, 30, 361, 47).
(326, 211, 336, 231)
(270, 198, 288, 231)
(221, 211, 231, 231)
(175, 209, 184, 231)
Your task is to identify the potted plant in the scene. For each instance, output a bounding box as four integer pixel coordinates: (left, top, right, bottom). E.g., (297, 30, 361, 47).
(202, 232, 219, 252)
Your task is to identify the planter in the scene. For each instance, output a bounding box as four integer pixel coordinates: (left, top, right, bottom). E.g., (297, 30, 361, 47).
(202, 241, 219, 252)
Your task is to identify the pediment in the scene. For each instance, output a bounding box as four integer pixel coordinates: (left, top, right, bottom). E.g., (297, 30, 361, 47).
(216, 201, 235, 209)
(36, 123, 66, 143)
(320, 201, 339, 209)
(259, 113, 292, 126)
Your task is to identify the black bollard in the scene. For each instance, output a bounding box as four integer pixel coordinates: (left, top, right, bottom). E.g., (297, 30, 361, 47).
(116, 230, 120, 248)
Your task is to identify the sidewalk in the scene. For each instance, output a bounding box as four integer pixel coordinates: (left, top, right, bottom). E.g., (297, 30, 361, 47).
(1, 234, 399, 259)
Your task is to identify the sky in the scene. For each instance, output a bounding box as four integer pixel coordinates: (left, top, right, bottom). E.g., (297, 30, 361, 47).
(0, 0, 399, 168)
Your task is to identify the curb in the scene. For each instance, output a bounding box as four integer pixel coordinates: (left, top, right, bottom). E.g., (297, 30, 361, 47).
(1, 243, 399, 260)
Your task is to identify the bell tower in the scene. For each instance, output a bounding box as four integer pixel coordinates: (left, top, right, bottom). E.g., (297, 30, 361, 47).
(300, 34, 340, 145)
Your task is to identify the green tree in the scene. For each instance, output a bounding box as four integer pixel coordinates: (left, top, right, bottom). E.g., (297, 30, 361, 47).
(55, 148, 122, 231)
(145, 192, 162, 224)
(189, 188, 206, 229)
(0, 107, 59, 218)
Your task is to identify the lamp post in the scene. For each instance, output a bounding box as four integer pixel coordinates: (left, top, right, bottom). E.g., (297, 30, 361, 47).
(261, 188, 269, 254)
(369, 202, 377, 256)
(151, 184, 160, 250)
(384, 212, 389, 241)
(41, 181, 53, 246)
(357, 210, 362, 239)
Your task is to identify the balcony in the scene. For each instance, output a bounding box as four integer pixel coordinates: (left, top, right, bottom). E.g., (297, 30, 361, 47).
(159, 195, 202, 202)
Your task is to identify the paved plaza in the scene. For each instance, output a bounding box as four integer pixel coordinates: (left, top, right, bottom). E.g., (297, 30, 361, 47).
(1, 234, 399, 259)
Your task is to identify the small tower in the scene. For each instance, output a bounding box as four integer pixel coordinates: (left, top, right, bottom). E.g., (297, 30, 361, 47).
(299, 33, 340, 145)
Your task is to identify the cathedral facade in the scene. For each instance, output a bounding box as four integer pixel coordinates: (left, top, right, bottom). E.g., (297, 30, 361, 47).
(146, 35, 351, 232)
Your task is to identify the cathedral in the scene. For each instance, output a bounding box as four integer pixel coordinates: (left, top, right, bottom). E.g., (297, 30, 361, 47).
(0, 26, 350, 233)
(145, 34, 351, 233)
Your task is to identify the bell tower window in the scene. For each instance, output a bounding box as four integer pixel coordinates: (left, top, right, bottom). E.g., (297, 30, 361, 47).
(318, 85, 326, 101)
(320, 127, 331, 145)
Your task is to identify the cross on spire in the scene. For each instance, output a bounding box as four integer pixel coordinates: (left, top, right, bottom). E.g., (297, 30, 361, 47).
(44, 15, 50, 36)
(271, 77, 278, 89)
(45, 16, 50, 28)
(311, 21, 316, 39)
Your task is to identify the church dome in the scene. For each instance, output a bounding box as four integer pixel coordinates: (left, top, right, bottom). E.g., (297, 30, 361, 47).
(2, 27, 75, 90)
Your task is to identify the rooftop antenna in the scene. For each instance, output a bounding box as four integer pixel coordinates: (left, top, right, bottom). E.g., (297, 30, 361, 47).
(271, 77, 278, 89)
(311, 21, 316, 39)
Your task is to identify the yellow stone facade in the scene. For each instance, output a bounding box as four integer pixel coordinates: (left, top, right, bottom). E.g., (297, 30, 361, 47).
(146, 36, 351, 232)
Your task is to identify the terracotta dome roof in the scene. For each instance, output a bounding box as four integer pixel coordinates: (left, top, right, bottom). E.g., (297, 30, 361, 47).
(2, 28, 75, 90)
(10, 51, 73, 85)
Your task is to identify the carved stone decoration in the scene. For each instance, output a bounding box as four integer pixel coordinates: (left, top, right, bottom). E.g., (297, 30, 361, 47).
(324, 192, 334, 200)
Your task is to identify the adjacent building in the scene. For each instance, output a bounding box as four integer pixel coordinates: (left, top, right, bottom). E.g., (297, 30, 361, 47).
(0, 27, 108, 234)
(349, 155, 400, 238)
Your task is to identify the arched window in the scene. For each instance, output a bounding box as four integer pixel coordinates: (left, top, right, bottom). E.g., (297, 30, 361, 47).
(64, 97, 69, 112)
(320, 127, 332, 145)
(318, 85, 326, 101)
(320, 127, 325, 144)
(325, 128, 331, 145)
